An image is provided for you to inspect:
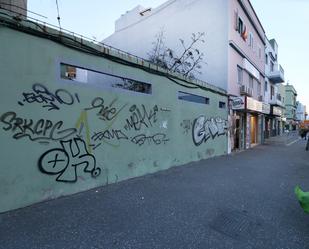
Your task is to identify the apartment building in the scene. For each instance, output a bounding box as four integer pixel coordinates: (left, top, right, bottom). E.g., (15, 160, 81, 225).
(264, 38, 285, 137)
(296, 101, 307, 122)
(284, 84, 298, 130)
(0, 0, 27, 16)
(104, 0, 268, 152)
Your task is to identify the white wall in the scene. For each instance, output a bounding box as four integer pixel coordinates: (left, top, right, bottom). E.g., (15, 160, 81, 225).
(103, 0, 229, 90)
(296, 102, 306, 121)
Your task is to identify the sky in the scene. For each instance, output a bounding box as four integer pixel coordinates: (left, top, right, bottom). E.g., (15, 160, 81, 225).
(27, 0, 309, 109)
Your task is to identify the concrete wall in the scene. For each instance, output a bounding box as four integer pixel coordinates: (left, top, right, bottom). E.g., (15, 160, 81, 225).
(104, 0, 229, 90)
(0, 24, 228, 213)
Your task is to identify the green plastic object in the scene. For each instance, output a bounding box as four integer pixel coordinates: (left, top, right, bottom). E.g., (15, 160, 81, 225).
(295, 186, 309, 213)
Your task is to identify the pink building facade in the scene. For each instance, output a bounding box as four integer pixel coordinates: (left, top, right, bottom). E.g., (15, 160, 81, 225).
(227, 0, 268, 151)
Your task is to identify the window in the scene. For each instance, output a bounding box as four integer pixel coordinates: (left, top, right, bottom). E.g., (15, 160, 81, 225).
(258, 46, 262, 59)
(264, 81, 268, 92)
(219, 101, 226, 109)
(270, 61, 274, 72)
(271, 85, 274, 98)
(265, 54, 268, 65)
(178, 91, 209, 104)
(237, 17, 243, 35)
(249, 75, 254, 89)
(257, 82, 261, 96)
(249, 33, 254, 48)
(237, 66, 243, 85)
(60, 63, 152, 94)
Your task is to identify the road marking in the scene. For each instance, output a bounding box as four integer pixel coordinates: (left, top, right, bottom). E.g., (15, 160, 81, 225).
(286, 138, 301, 146)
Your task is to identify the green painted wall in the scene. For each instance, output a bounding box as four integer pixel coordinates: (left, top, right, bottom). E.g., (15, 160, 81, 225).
(285, 85, 297, 120)
(0, 25, 228, 213)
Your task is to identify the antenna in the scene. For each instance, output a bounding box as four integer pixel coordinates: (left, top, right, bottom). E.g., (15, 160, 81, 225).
(55, 0, 61, 29)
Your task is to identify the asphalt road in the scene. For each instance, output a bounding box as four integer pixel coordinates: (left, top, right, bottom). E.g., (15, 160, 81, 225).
(1, 133, 309, 249)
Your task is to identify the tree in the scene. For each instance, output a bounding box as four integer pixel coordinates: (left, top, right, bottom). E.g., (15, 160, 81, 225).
(148, 29, 206, 79)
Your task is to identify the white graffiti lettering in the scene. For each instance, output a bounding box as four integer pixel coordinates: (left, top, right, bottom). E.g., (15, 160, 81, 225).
(192, 115, 228, 146)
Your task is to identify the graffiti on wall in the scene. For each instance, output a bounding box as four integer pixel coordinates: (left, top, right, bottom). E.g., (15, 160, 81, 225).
(0, 82, 227, 184)
(192, 115, 227, 146)
(180, 119, 193, 134)
(38, 138, 101, 183)
(124, 104, 159, 131)
(0, 111, 77, 143)
(84, 97, 127, 121)
(0, 83, 173, 183)
(18, 83, 80, 111)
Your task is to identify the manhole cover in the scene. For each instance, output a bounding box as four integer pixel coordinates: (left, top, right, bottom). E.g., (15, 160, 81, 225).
(210, 210, 260, 240)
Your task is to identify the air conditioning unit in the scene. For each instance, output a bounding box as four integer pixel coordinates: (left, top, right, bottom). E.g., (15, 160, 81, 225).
(258, 95, 263, 101)
(240, 85, 253, 97)
(240, 85, 247, 95)
(247, 87, 253, 97)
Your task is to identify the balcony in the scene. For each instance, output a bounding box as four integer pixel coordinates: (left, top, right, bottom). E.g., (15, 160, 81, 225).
(240, 85, 253, 97)
(269, 94, 284, 107)
(267, 64, 285, 83)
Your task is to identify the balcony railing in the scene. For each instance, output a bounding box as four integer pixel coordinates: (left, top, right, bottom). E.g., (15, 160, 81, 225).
(267, 64, 285, 83)
(269, 95, 284, 107)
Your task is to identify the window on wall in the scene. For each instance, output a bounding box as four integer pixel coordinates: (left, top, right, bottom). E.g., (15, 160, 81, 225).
(258, 46, 262, 59)
(264, 81, 268, 92)
(219, 101, 226, 109)
(60, 63, 152, 94)
(265, 54, 268, 64)
(237, 66, 243, 85)
(257, 82, 261, 96)
(178, 91, 209, 104)
(271, 85, 274, 98)
(237, 17, 244, 35)
(270, 61, 274, 72)
(249, 75, 254, 89)
(249, 33, 254, 48)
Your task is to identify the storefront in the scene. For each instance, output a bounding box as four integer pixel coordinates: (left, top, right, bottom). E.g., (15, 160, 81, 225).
(271, 106, 283, 136)
(230, 96, 268, 150)
(230, 96, 246, 151)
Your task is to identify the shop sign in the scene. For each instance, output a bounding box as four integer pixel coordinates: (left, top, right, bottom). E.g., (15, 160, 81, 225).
(246, 97, 262, 113)
(231, 96, 245, 110)
(272, 106, 282, 116)
(262, 103, 270, 114)
(243, 58, 260, 80)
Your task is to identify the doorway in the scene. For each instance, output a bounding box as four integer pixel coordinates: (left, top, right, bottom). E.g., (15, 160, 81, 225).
(250, 115, 257, 144)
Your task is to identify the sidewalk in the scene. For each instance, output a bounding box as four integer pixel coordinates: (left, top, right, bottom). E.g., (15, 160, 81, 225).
(264, 131, 300, 145)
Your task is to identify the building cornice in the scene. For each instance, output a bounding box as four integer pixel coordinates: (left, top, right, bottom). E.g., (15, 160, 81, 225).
(229, 40, 265, 78)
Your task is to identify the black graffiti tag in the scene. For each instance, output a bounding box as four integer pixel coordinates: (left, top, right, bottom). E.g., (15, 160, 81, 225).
(18, 83, 80, 111)
(0, 111, 77, 143)
(92, 129, 129, 142)
(38, 138, 101, 183)
(85, 97, 127, 121)
(124, 104, 159, 131)
(131, 133, 169, 146)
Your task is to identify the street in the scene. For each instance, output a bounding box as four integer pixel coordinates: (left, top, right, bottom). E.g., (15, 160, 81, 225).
(1, 133, 309, 249)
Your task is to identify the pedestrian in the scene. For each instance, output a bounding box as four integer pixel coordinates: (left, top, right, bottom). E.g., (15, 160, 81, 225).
(300, 130, 308, 140)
